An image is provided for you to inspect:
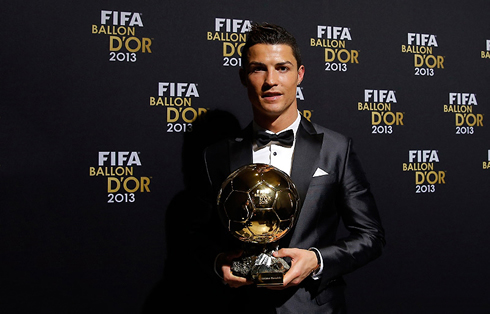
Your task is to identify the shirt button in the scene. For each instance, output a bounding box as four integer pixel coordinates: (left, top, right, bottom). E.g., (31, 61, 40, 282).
(273, 152, 277, 156)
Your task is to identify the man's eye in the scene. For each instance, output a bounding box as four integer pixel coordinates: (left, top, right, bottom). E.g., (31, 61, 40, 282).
(278, 66, 289, 72)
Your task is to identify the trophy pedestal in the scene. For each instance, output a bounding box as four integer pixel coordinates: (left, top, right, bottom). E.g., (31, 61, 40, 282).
(256, 272, 284, 286)
(231, 246, 290, 286)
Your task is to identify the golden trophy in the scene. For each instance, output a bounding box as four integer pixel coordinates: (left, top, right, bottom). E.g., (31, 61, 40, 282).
(217, 164, 300, 286)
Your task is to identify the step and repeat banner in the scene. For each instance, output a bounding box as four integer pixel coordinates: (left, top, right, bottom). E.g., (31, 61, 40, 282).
(2, 1, 489, 313)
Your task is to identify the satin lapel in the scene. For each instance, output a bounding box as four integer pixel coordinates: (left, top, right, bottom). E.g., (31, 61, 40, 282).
(229, 123, 253, 173)
(290, 117, 324, 210)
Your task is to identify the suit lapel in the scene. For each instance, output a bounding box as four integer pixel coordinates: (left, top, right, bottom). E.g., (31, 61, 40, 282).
(290, 117, 324, 210)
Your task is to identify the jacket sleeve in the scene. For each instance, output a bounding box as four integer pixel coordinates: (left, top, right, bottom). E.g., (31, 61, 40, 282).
(318, 138, 385, 290)
(190, 144, 239, 278)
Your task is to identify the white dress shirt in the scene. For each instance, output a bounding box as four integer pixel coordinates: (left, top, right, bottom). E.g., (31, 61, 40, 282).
(252, 112, 301, 175)
(252, 111, 324, 279)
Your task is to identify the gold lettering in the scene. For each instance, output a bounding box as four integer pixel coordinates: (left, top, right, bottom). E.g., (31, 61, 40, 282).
(402, 163, 434, 171)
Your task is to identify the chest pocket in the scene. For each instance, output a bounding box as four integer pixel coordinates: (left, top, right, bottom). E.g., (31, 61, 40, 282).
(309, 171, 337, 186)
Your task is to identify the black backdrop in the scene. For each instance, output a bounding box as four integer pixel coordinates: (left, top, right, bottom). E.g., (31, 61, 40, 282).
(2, 1, 490, 313)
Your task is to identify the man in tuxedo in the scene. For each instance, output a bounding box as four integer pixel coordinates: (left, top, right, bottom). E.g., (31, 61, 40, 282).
(202, 23, 385, 313)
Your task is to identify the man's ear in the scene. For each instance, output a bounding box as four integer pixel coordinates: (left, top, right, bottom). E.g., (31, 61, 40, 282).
(239, 67, 247, 87)
(297, 65, 305, 85)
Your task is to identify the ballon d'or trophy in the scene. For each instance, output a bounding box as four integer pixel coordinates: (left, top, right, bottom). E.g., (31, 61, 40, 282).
(217, 164, 300, 286)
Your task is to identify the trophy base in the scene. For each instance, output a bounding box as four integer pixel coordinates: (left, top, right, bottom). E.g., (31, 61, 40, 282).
(256, 272, 284, 286)
(231, 246, 290, 287)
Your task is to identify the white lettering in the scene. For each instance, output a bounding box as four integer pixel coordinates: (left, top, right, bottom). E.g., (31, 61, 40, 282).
(449, 93, 478, 105)
(215, 18, 252, 33)
(100, 11, 143, 27)
(408, 150, 440, 163)
(407, 33, 438, 47)
(364, 89, 397, 102)
(98, 152, 142, 166)
(317, 25, 351, 40)
(158, 82, 200, 97)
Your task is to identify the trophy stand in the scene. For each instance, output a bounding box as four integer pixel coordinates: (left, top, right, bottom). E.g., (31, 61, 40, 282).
(231, 243, 290, 286)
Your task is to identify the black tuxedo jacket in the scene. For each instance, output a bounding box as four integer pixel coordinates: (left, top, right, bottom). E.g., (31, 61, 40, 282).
(202, 116, 385, 313)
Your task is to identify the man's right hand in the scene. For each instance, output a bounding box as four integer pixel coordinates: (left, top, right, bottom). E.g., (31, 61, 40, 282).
(217, 251, 253, 288)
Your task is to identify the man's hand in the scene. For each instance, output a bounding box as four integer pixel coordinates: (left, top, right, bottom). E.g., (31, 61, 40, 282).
(217, 251, 253, 288)
(271, 248, 319, 289)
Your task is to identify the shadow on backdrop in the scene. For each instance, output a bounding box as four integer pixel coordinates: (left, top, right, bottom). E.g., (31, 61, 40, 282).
(142, 109, 241, 313)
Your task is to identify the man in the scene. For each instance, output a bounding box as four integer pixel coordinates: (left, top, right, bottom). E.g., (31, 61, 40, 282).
(202, 23, 385, 313)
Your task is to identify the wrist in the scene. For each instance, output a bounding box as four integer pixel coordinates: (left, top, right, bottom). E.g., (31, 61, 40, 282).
(308, 247, 323, 279)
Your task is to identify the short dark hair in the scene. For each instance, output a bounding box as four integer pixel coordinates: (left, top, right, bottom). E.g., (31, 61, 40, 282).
(241, 23, 302, 69)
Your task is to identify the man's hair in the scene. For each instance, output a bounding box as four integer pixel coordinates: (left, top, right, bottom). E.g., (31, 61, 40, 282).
(241, 23, 302, 69)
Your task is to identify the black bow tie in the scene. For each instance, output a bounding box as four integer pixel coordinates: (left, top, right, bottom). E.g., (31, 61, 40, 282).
(255, 129, 294, 147)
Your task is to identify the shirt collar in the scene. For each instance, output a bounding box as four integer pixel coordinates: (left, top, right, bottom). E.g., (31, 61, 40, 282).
(252, 111, 301, 149)
(253, 110, 301, 136)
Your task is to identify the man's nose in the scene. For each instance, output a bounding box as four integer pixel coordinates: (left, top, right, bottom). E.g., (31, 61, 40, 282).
(264, 69, 278, 86)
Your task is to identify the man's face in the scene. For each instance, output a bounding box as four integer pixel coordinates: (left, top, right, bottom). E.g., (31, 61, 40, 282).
(241, 44, 305, 121)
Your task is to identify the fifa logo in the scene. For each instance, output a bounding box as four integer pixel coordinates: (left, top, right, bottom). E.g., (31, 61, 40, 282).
(100, 11, 143, 27)
(449, 93, 477, 105)
(254, 190, 272, 205)
(98, 151, 141, 166)
(158, 82, 199, 98)
(407, 33, 438, 47)
(317, 26, 352, 40)
(215, 18, 252, 33)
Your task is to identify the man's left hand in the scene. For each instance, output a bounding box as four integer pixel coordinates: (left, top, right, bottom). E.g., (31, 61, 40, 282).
(270, 248, 319, 289)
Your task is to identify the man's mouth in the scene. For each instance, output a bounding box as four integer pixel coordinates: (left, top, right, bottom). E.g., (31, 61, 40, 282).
(262, 92, 282, 101)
